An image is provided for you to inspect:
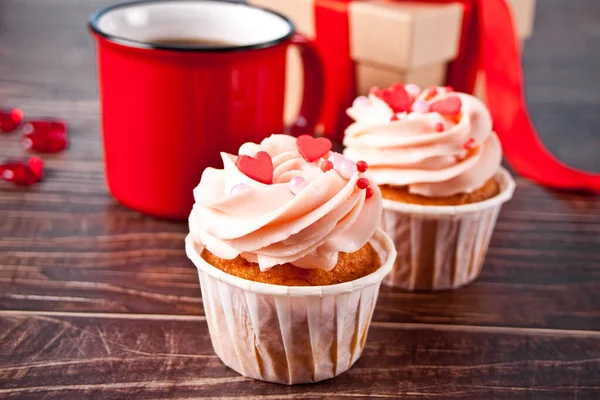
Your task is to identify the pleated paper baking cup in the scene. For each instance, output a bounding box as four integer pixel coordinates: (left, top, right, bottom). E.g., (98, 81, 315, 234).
(380, 168, 515, 291)
(185, 229, 396, 385)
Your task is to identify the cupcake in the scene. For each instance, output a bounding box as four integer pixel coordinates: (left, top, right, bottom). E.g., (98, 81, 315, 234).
(186, 134, 395, 384)
(343, 84, 515, 291)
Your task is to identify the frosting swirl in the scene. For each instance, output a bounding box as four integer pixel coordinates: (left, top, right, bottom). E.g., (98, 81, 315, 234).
(343, 86, 502, 197)
(189, 134, 382, 271)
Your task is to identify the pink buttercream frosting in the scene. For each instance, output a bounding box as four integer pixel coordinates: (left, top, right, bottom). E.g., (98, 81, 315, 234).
(343, 86, 502, 197)
(189, 134, 382, 271)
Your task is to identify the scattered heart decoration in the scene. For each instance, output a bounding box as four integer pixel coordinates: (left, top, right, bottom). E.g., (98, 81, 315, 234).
(372, 84, 411, 113)
(296, 135, 332, 163)
(430, 95, 462, 116)
(0, 157, 44, 185)
(1, 108, 67, 186)
(235, 151, 273, 185)
(21, 119, 69, 153)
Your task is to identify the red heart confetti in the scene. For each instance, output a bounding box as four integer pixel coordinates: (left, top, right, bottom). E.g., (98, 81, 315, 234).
(236, 151, 273, 184)
(22, 131, 69, 153)
(21, 119, 69, 153)
(22, 119, 68, 136)
(296, 135, 332, 163)
(372, 84, 411, 113)
(430, 96, 462, 117)
(0, 107, 66, 187)
(0, 156, 44, 185)
(0, 108, 24, 133)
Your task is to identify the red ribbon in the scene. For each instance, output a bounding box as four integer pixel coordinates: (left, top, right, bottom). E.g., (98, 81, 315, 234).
(313, 0, 355, 139)
(480, 0, 600, 193)
(312, 0, 600, 193)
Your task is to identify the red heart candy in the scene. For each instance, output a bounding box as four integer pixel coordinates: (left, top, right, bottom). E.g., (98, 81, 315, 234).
(430, 96, 462, 116)
(22, 131, 69, 153)
(0, 157, 44, 185)
(22, 119, 68, 136)
(0, 108, 24, 133)
(296, 135, 332, 163)
(236, 151, 273, 184)
(373, 84, 411, 113)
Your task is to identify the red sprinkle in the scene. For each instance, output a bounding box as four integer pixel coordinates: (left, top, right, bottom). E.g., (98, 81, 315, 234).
(356, 160, 368, 172)
(434, 123, 445, 132)
(445, 86, 454, 92)
(463, 138, 476, 151)
(365, 187, 374, 199)
(320, 160, 334, 172)
(357, 177, 370, 190)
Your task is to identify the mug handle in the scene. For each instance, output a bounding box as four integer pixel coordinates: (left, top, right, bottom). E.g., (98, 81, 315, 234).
(285, 33, 324, 137)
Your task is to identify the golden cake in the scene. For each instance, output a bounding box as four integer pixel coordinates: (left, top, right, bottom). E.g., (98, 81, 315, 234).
(380, 177, 500, 206)
(201, 242, 380, 286)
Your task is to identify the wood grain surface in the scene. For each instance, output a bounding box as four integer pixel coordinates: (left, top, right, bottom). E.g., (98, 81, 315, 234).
(1, 0, 599, 398)
(2, 312, 600, 399)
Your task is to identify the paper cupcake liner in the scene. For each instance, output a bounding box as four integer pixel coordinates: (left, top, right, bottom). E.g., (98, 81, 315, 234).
(380, 168, 515, 291)
(185, 229, 396, 385)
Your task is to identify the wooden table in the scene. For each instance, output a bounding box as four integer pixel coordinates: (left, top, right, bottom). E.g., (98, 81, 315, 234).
(1, 0, 599, 398)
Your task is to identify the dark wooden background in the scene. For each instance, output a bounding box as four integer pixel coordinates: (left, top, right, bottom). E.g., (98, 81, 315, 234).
(1, 0, 599, 398)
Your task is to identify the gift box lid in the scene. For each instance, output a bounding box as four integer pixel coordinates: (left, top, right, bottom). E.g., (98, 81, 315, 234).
(349, 1, 463, 70)
(350, 0, 535, 71)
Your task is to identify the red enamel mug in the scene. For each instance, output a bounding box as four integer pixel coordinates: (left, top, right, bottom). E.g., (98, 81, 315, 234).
(89, 0, 323, 220)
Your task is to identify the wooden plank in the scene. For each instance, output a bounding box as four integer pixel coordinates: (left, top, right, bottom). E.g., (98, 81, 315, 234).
(1, 256, 600, 330)
(0, 312, 599, 399)
(1, 184, 599, 329)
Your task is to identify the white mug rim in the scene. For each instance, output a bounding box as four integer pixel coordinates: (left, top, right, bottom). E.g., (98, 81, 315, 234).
(88, 0, 296, 53)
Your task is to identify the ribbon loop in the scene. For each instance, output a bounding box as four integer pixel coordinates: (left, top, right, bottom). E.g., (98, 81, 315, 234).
(312, 0, 600, 193)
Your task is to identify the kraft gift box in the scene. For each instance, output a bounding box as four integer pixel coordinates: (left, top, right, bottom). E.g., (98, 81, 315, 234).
(249, 0, 536, 125)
